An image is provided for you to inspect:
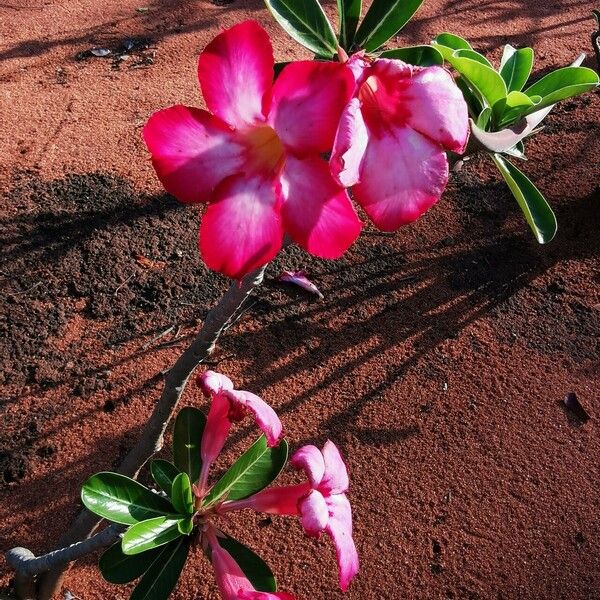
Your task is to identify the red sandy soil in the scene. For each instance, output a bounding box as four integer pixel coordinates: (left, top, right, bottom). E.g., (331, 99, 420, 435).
(1, 1, 599, 599)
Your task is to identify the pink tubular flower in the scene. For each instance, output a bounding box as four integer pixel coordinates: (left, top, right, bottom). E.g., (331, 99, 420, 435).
(198, 370, 283, 491)
(143, 20, 362, 280)
(206, 526, 295, 600)
(221, 441, 359, 592)
(330, 54, 469, 231)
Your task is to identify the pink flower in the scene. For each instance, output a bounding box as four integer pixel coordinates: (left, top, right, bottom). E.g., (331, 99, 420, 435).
(197, 370, 283, 491)
(330, 54, 469, 231)
(206, 526, 295, 600)
(221, 441, 359, 592)
(143, 20, 362, 279)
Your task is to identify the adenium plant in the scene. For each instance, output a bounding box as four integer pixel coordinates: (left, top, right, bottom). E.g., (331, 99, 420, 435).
(81, 371, 358, 599)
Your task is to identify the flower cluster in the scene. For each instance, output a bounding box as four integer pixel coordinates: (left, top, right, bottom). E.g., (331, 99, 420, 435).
(144, 20, 469, 279)
(197, 370, 359, 598)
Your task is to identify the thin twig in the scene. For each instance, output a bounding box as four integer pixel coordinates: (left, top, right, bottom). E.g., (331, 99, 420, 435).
(141, 325, 175, 350)
(7, 266, 267, 599)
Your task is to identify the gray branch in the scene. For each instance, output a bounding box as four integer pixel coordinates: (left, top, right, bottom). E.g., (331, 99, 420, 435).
(6, 266, 267, 599)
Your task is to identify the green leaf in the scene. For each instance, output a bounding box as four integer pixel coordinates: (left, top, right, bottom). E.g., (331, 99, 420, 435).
(522, 66, 599, 113)
(446, 53, 507, 107)
(81, 472, 177, 525)
(499, 45, 534, 92)
(173, 407, 206, 484)
(264, 0, 338, 56)
(493, 90, 539, 126)
(170, 473, 194, 516)
(432, 32, 472, 51)
(122, 517, 183, 555)
(378, 45, 443, 66)
(456, 76, 483, 117)
(218, 535, 277, 592)
(454, 48, 493, 68)
(491, 154, 557, 243)
(355, 0, 424, 52)
(476, 107, 492, 129)
(203, 436, 289, 506)
(151, 460, 180, 497)
(130, 536, 190, 600)
(99, 542, 162, 584)
(503, 140, 526, 160)
(337, 0, 361, 49)
(177, 516, 194, 535)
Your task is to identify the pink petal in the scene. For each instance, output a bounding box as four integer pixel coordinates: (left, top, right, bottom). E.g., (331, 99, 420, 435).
(238, 591, 296, 600)
(197, 21, 273, 129)
(221, 482, 311, 515)
(208, 532, 254, 600)
(352, 125, 449, 231)
(200, 392, 232, 475)
(280, 155, 361, 258)
(198, 370, 234, 396)
(277, 270, 323, 300)
(330, 98, 369, 188)
(223, 389, 283, 447)
(400, 64, 469, 153)
(143, 105, 244, 204)
(298, 489, 329, 536)
(291, 445, 325, 488)
(319, 440, 349, 495)
(344, 52, 371, 87)
(324, 494, 359, 591)
(269, 61, 354, 155)
(199, 174, 284, 279)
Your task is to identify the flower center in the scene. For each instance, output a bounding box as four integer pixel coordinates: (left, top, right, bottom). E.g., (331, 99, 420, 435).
(241, 125, 285, 176)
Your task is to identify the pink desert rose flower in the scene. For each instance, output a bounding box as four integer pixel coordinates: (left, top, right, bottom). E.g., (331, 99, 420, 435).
(197, 370, 283, 492)
(206, 526, 295, 600)
(143, 20, 362, 279)
(330, 54, 469, 231)
(221, 441, 359, 592)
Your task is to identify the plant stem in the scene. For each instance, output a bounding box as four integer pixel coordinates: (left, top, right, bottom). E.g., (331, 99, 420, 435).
(7, 266, 267, 600)
(592, 10, 600, 74)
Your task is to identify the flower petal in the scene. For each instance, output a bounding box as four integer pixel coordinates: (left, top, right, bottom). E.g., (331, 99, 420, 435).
(280, 155, 361, 258)
(208, 530, 254, 600)
(269, 61, 354, 155)
(238, 591, 296, 600)
(298, 489, 329, 536)
(198, 20, 273, 129)
(221, 482, 311, 515)
(223, 389, 283, 447)
(400, 64, 469, 153)
(353, 125, 449, 231)
(330, 98, 369, 188)
(291, 445, 325, 488)
(143, 105, 245, 204)
(198, 370, 234, 396)
(324, 494, 359, 591)
(199, 174, 284, 279)
(200, 391, 232, 476)
(319, 440, 349, 495)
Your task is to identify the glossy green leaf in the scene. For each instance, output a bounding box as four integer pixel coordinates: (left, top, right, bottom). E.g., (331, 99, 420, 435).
(130, 536, 190, 600)
(99, 542, 161, 584)
(355, 0, 424, 52)
(491, 154, 556, 243)
(81, 472, 177, 525)
(476, 107, 492, 129)
(499, 45, 534, 92)
(378, 45, 443, 66)
(177, 516, 194, 535)
(432, 32, 472, 51)
(524, 66, 598, 99)
(337, 0, 361, 49)
(454, 48, 493, 68)
(203, 436, 289, 506)
(219, 535, 277, 592)
(151, 460, 180, 497)
(170, 473, 194, 516)
(493, 90, 539, 126)
(122, 517, 183, 555)
(264, 0, 338, 56)
(173, 407, 206, 484)
(446, 53, 507, 107)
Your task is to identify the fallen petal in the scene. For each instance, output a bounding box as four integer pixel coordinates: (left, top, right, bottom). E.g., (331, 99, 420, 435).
(277, 271, 324, 300)
(563, 392, 590, 423)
